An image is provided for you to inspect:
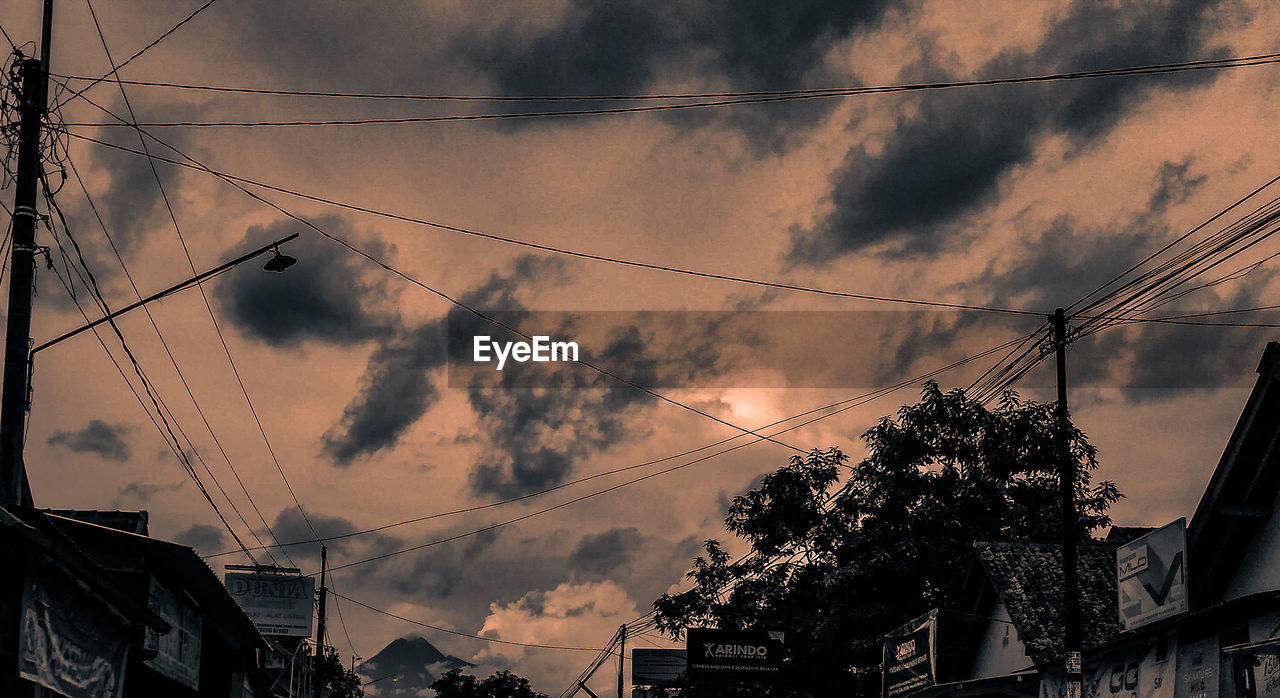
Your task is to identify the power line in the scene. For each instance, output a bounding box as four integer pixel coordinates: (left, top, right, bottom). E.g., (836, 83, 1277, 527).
(58, 125, 1041, 318)
(52, 0, 221, 110)
(207, 328, 1034, 560)
(38, 195, 261, 564)
(59, 154, 297, 568)
(54, 110, 810, 454)
(82, 0, 325, 548)
(55, 51, 1280, 127)
(317, 332, 1035, 575)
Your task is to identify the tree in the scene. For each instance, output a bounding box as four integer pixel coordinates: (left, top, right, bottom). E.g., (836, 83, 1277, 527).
(653, 382, 1121, 697)
(314, 648, 364, 698)
(431, 668, 547, 698)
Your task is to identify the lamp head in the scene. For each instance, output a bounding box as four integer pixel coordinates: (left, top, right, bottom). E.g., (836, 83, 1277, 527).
(263, 248, 297, 272)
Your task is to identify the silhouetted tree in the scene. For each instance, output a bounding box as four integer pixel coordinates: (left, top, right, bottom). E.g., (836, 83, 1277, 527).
(431, 668, 547, 698)
(653, 382, 1121, 697)
(314, 649, 364, 698)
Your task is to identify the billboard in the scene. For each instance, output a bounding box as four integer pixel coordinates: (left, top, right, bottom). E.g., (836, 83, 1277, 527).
(224, 572, 315, 637)
(633, 648, 687, 686)
(1117, 519, 1188, 632)
(686, 628, 785, 683)
(883, 611, 937, 698)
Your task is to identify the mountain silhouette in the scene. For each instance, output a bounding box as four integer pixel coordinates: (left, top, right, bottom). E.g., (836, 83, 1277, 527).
(357, 635, 473, 696)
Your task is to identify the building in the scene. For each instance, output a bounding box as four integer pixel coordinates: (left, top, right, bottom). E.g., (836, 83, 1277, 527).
(0, 505, 269, 697)
(885, 341, 1280, 698)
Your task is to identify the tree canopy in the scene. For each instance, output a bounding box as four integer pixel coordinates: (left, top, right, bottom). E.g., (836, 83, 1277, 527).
(652, 382, 1121, 696)
(431, 668, 547, 698)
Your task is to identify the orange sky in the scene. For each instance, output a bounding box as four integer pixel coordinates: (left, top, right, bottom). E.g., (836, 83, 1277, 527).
(3, 1, 1280, 695)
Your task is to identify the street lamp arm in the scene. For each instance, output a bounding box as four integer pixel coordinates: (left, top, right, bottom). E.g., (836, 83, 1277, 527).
(29, 232, 299, 357)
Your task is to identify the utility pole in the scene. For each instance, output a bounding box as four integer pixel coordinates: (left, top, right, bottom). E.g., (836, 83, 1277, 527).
(617, 624, 625, 698)
(0, 0, 52, 508)
(1053, 309, 1082, 698)
(314, 545, 328, 698)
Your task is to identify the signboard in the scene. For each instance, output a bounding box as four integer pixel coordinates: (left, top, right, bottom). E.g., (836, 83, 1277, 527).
(1174, 636, 1218, 698)
(224, 572, 315, 637)
(1248, 613, 1280, 698)
(686, 628, 785, 683)
(1118, 519, 1188, 631)
(883, 611, 937, 698)
(633, 648, 687, 685)
(144, 578, 202, 690)
(1040, 632, 1176, 698)
(19, 561, 130, 698)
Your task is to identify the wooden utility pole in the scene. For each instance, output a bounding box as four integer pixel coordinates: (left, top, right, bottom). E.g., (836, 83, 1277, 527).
(0, 0, 52, 507)
(1053, 309, 1082, 698)
(314, 546, 328, 698)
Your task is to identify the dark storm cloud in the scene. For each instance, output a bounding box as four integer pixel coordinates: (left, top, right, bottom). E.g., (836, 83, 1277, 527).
(321, 256, 569, 465)
(568, 527, 644, 581)
(791, 0, 1226, 261)
(46, 419, 133, 461)
(465, 322, 662, 499)
(464, 0, 892, 93)
(323, 322, 447, 464)
(173, 523, 226, 551)
(453, 0, 896, 147)
(84, 107, 192, 253)
(218, 218, 391, 347)
(268, 507, 367, 562)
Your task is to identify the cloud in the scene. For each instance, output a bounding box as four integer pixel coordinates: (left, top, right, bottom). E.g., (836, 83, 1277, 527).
(454, 0, 895, 148)
(83, 107, 191, 253)
(790, 0, 1227, 261)
(473, 580, 642, 692)
(218, 217, 392, 347)
(116, 480, 184, 504)
(46, 419, 133, 461)
(322, 321, 447, 464)
(270, 506, 359, 560)
(568, 527, 644, 581)
(173, 523, 226, 552)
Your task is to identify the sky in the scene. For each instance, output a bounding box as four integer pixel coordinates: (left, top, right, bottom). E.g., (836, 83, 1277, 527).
(3, 0, 1280, 695)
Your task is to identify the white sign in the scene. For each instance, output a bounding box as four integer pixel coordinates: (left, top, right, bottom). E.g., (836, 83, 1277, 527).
(224, 572, 315, 637)
(1117, 519, 1188, 632)
(633, 649, 687, 685)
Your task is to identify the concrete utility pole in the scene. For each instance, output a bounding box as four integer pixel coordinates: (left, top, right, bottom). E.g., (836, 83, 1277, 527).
(0, 0, 52, 508)
(617, 624, 625, 698)
(1053, 308, 1082, 698)
(314, 545, 328, 698)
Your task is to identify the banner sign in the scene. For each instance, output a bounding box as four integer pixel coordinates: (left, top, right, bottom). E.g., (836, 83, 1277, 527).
(883, 611, 937, 698)
(19, 562, 130, 698)
(1118, 519, 1188, 631)
(633, 648, 687, 685)
(1174, 636, 1218, 698)
(1040, 632, 1176, 698)
(144, 578, 202, 690)
(686, 628, 785, 683)
(224, 572, 315, 637)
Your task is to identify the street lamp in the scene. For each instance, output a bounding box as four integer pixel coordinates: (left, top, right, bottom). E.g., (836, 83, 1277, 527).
(0, 232, 300, 504)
